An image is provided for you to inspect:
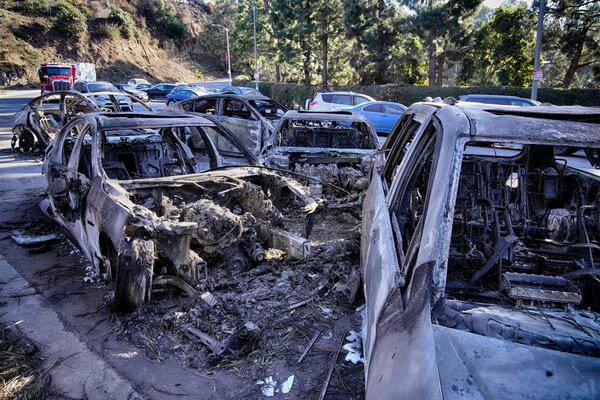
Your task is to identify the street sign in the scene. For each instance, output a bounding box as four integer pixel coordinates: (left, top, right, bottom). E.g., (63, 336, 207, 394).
(533, 68, 543, 81)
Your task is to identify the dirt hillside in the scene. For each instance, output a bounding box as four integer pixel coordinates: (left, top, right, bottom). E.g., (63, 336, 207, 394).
(0, 0, 225, 87)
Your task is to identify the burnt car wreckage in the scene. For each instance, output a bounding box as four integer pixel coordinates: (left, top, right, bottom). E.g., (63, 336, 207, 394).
(362, 102, 600, 399)
(261, 110, 380, 206)
(41, 111, 318, 310)
(165, 93, 288, 156)
(11, 91, 152, 154)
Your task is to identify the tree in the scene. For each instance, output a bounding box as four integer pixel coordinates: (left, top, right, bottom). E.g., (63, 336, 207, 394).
(270, 0, 317, 84)
(400, 0, 482, 86)
(458, 4, 536, 86)
(544, 0, 600, 88)
(343, 0, 401, 84)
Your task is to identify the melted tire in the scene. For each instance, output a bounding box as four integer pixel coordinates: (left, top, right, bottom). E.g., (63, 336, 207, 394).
(114, 238, 155, 311)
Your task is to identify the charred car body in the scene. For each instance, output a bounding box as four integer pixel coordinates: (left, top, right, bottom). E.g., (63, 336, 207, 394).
(11, 91, 152, 153)
(362, 102, 600, 399)
(41, 112, 317, 310)
(165, 93, 288, 156)
(261, 111, 380, 204)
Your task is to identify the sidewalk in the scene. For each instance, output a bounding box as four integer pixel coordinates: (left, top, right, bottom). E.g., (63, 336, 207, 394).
(0, 254, 143, 400)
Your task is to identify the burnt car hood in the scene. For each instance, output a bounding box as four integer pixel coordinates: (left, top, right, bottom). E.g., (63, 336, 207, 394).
(434, 325, 600, 400)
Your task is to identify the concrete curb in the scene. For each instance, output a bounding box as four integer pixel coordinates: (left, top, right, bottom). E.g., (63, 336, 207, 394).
(0, 253, 143, 399)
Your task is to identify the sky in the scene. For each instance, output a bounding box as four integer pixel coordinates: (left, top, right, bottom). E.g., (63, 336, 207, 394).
(483, 0, 534, 8)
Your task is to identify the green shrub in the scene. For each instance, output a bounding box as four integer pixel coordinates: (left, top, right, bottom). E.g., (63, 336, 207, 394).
(97, 23, 121, 41)
(139, 0, 187, 43)
(53, 0, 87, 38)
(234, 81, 600, 108)
(108, 6, 135, 38)
(9, 0, 49, 13)
(194, 69, 204, 80)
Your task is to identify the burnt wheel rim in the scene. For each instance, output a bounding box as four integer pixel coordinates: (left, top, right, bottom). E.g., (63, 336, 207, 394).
(18, 130, 35, 154)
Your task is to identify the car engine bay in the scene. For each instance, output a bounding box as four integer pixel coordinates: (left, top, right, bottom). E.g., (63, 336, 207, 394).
(435, 144, 600, 355)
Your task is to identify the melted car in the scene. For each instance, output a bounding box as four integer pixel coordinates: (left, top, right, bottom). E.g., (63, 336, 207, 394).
(261, 110, 380, 205)
(41, 112, 317, 311)
(362, 102, 600, 399)
(11, 91, 151, 153)
(165, 93, 288, 156)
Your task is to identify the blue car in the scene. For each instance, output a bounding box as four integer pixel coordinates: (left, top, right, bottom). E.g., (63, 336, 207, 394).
(345, 101, 407, 135)
(166, 87, 208, 105)
(458, 94, 540, 107)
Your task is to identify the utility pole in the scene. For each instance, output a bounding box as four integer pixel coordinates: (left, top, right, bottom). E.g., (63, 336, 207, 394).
(213, 24, 232, 86)
(531, 0, 545, 101)
(252, 0, 259, 91)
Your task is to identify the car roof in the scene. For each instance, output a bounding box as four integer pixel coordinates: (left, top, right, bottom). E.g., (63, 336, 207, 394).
(89, 112, 217, 130)
(416, 101, 600, 147)
(197, 93, 270, 101)
(282, 110, 370, 122)
(459, 94, 535, 101)
(318, 91, 374, 96)
(356, 101, 406, 107)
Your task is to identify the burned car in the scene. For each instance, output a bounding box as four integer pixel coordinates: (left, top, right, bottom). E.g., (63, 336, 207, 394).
(41, 112, 317, 310)
(261, 110, 380, 204)
(165, 93, 288, 156)
(362, 102, 600, 399)
(11, 91, 152, 153)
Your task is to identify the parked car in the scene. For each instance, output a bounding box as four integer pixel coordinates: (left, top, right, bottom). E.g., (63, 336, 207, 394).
(459, 95, 579, 156)
(41, 112, 318, 310)
(261, 110, 380, 203)
(73, 81, 136, 110)
(459, 94, 540, 107)
(142, 83, 178, 100)
(344, 101, 406, 135)
(11, 91, 151, 153)
(306, 92, 375, 111)
(114, 83, 149, 102)
(219, 85, 262, 96)
(135, 83, 152, 90)
(361, 101, 600, 399)
(165, 93, 288, 156)
(166, 86, 208, 105)
(127, 78, 151, 87)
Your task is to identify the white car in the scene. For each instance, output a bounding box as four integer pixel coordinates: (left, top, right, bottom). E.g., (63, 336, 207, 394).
(306, 91, 375, 111)
(127, 78, 151, 87)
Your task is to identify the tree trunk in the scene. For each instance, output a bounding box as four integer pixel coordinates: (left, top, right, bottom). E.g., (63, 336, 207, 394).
(435, 40, 447, 86)
(275, 64, 281, 82)
(562, 34, 586, 88)
(375, 0, 385, 84)
(428, 30, 437, 86)
(321, 17, 328, 86)
(300, 39, 311, 85)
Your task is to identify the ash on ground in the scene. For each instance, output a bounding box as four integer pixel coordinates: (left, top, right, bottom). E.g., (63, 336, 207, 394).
(111, 210, 365, 398)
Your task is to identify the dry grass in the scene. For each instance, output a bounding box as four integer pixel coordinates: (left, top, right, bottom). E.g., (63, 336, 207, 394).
(0, 325, 47, 400)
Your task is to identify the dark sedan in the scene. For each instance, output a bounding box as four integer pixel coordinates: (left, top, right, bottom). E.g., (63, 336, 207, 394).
(142, 83, 178, 100)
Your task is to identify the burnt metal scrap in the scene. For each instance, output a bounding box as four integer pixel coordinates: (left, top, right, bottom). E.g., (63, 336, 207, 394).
(362, 102, 600, 399)
(41, 111, 318, 310)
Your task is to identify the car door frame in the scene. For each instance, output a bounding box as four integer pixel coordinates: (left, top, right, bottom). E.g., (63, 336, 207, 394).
(216, 96, 264, 155)
(45, 118, 94, 257)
